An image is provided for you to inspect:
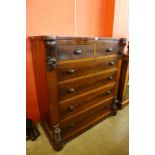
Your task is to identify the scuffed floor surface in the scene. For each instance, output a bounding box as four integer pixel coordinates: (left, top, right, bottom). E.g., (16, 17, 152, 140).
(26, 106, 129, 155)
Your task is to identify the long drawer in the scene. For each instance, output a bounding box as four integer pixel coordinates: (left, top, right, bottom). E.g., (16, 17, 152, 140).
(59, 83, 115, 119)
(56, 44, 94, 61)
(96, 42, 120, 57)
(58, 68, 117, 101)
(61, 97, 114, 138)
(57, 56, 118, 81)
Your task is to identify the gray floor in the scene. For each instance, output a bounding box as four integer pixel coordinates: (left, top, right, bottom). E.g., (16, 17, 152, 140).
(26, 106, 129, 155)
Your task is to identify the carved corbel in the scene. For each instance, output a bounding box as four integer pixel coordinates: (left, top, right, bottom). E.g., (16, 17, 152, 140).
(45, 40, 57, 71)
(118, 38, 127, 59)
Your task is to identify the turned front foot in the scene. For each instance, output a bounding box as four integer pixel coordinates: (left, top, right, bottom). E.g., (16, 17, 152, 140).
(52, 143, 64, 151)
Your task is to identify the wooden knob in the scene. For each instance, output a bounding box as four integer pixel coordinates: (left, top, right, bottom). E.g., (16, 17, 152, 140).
(74, 49, 82, 55)
(106, 48, 113, 52)
(70, 123, 75, 127)
(68, 69, 75, 74)
(68, 88, 75, 93)
(108, 76, 113, 80)
(106, 90, 111, 94)
(109, 61, 115, 65)
(69, 105, 75, 111)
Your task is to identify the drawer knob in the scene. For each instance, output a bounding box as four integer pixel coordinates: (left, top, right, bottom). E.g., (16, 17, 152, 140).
(68, 88, 75, 93)
(108, 76, 113, 80)
(109, 61, 115, 65)
(106, 90, 111, 94)
(106, 48, 113, 52)
(69, 105, 75, 111)
(68, 69, 75, 74)
(70, 123, 75, 127)
(74, 49, 82, 55)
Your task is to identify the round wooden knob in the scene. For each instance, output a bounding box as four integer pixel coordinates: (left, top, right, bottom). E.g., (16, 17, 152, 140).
(70, 123, 75, 127)
(68, 88, 75, 93)
(74, 49, 82, 55)
(68, 69, 75, 74)
(106, 90, 111, 94)
(106, 48, 113, 52)
(69, 105, 75, 111)
(109, 61, 115, 65)
(108, 76, 113, 80)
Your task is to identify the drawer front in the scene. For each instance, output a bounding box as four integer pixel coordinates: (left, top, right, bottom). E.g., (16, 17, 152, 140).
(59, 83, 115, 119)
(96, 42, 120, 57)
(56, 44, 94, 60)
(57, 56, 118, 81)
(58, 69, 117, 101)
(61, 97, 113, 136)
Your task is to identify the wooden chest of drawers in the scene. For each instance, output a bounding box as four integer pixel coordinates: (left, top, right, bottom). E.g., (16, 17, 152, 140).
(30, 36, 127, 151)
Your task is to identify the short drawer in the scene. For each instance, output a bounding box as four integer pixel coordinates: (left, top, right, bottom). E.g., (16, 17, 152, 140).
(60, 97, 113, 137)
(57, 56, 118, 81)
(59, 83, 115, 119)
(96, 42, 120, 57)
(56, 44, 94, 60)
(58, 69, 117, 101)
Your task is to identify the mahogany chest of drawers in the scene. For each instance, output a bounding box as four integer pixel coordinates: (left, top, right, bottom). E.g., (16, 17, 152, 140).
(30, 36, 127, 151)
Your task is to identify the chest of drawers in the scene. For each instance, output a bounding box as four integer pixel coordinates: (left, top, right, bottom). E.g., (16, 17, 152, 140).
(30, 36, 127, 151)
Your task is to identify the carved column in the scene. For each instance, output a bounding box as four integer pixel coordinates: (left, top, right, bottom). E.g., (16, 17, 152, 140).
(118, 38, 127, 59)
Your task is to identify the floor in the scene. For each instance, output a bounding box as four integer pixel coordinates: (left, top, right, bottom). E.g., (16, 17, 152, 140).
(26, 106, 129, 155)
